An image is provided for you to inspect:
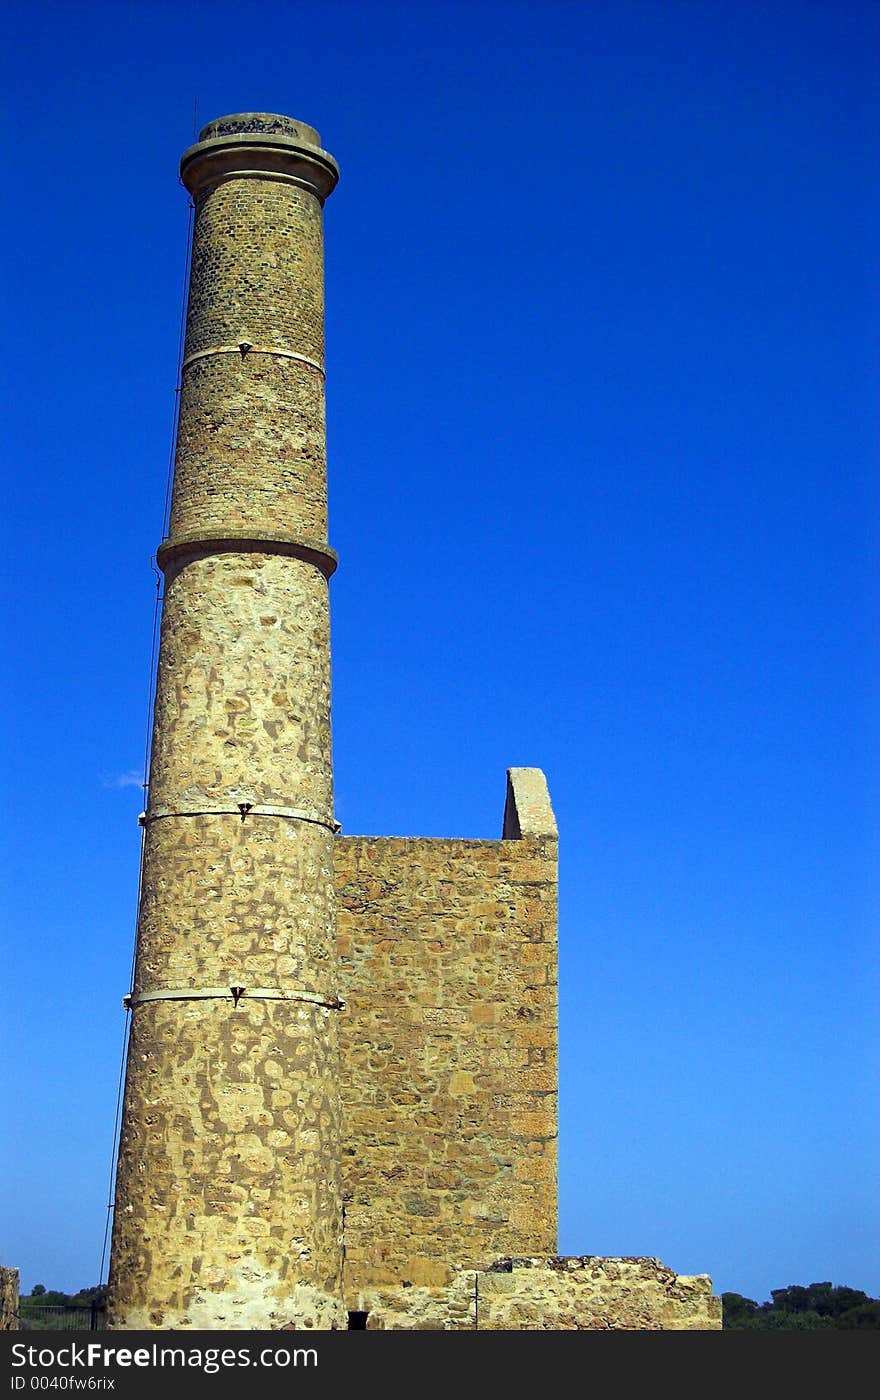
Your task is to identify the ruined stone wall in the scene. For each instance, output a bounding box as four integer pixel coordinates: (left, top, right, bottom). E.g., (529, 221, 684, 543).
(344, 1258, 720, 1330)
(475, 1257, 721, 1330)
(336, 771, 559, 1306)
(0, 1267, 19, 1330)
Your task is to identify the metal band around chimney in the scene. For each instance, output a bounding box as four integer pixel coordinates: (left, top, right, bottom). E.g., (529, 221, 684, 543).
(182, 344, 325, 377)
(140, 803, 341, 833)
(124, 986, 344, 1011)
(156, 530, 338, 577)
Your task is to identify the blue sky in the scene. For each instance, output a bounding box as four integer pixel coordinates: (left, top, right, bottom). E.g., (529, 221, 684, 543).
(1, 0, 877, 1305)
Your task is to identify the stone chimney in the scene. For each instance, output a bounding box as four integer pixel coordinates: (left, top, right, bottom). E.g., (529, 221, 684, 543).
(107, 113, 344, 1330)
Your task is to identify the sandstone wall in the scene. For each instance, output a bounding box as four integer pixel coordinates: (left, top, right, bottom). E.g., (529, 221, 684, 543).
(0, 1267, 18, 1330)
(336, 770, 558, 1305)
(342, 1258, 720, 1330)
(476, 1257, 721, 1330)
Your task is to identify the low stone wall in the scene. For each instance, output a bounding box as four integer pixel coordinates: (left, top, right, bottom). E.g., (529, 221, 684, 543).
(0, 1267, 19, 1330)
(351, 1256, 721, 1329)
(351, 1272, 478, 1330)
(477, 1257, 721, 1330)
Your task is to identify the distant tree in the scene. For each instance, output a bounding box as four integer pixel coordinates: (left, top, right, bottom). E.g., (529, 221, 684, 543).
(820, 1286, 871, 1317)
(769, 1285, 812, 1314)
(721, 1292, 759, 1327)
(759, 1310, 834, 1330)
(30, 1291, 73, 1307)
(21, 1285, 106, 1314)
(74, 1286, 107, 1306)
(835, 1303, 880, 1330)
(724, 1282, 878, 1330)
(769, 1283, 871, 1319)
(804, 1283, 840, 1315)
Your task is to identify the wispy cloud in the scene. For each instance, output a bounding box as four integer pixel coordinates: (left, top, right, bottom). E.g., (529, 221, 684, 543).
(102, 770, 144, 791)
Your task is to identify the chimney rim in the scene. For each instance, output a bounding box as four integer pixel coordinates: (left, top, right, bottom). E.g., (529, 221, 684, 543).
(197, 112, 323, 145)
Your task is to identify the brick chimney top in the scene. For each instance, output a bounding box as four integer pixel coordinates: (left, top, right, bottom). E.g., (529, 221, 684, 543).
(180, 111, 338, 202)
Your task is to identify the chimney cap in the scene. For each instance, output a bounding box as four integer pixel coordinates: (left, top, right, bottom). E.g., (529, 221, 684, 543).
(180, 111, 339, 203)
(197, 112, 323, 147)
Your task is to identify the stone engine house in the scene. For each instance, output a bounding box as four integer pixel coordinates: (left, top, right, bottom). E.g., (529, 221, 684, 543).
(107, 113, 721, 1331)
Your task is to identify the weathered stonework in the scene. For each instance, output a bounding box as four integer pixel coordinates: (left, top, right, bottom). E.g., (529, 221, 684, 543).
(336, 772, 559, 1299)
(108, 114, 345, 1331)
(107, 111, 721, 1332)
(0, 1267, 18, 1331)
(476, 1257, 721, 1331)
(339, 1257, 720, 1331)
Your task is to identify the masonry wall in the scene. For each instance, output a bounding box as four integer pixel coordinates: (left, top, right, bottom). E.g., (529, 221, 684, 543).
(475, 1257, 722, 1330)
(338, 1258, 720, 1331)
(332, 1260, 716, 1332)
(0, 1267, 18, 1331)
(335, 776, 558, 1306)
